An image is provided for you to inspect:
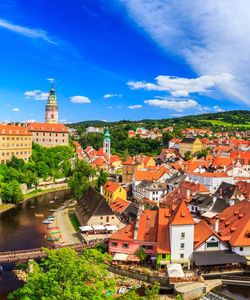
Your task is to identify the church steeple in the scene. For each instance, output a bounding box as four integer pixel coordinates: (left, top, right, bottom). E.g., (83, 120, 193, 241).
(45, 83, 58, 124)
(103, 127, 111, 159)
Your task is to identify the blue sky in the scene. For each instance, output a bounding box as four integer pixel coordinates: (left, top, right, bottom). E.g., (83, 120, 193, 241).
(0, 0, 249, 122)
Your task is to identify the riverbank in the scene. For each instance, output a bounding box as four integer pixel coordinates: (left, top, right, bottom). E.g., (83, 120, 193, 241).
(0, 185, 69, 215)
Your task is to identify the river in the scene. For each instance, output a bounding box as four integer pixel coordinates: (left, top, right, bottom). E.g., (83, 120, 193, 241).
(0, 189, 71, 299)
(0, 189, 249, 299)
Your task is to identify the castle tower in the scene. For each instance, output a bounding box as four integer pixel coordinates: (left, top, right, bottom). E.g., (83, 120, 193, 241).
(45, 84, 58, 124)
(103, 127, 111, 159)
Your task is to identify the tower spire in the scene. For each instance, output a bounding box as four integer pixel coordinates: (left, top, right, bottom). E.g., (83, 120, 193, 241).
(45, 83, 58, 124)
(103, 126, 111, 159)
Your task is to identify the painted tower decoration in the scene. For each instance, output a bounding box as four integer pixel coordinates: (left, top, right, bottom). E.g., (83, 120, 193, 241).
(45, 84, 58, 124)
(103, 127, 111, 159)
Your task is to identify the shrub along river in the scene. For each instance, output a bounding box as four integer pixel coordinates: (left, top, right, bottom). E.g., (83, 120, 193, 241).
(0, 189, 249, 299)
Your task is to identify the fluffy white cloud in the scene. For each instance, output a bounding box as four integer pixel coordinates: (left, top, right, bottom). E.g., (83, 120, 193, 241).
(213, 105, 225, 112)
(128, 73, 233, 97)
(0, 18, 56, 44)
(128, 104, 142, 109)
(104, 93, 122, 99)
(24, 90, 49, 101)
(12, 108, 20, 112)
(119, 0, 250, 104)
(70, 96, 91, 104)
(144, 99, 197, 112)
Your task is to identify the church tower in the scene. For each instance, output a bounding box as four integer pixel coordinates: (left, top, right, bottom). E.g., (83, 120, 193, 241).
(103, 127, 111, 159)
(45, 84, 58, 124)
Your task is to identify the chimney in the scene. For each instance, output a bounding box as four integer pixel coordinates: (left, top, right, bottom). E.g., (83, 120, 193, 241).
(100, 185, 103, 195)
(186, 189, 190, 199)
(214, 216, 219, 233)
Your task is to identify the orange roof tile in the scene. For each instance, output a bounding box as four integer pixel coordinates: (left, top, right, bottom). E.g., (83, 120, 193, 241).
(103, 181, 122, 193)
(110, 198, 130, 213)
(194, 220, 222, 249)
(0, 124, 31, 136)
(137, 210, 158, 242)
(27, 122, 68, 133)
(171, 200, 195, 225)
(218, 200, 250, 247)
(109, 222, 135, 241)
(157, 208, 171, 254)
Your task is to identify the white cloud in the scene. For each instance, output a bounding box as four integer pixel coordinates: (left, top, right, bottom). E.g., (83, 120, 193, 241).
(119, 0, 250, 104)
(103, 93, 122, 99)
(12, 107, 20, 112)
(47, 78, 55, 83)
(213, 105, 225, 112)
(144, 99, 197, 112)
(0, 18, 56, 44)
(128, 104, 142, 109)
(70, 96, 91, 104)
(24, 90, 49, 101)
(128, 73, 233, 97)
(107, 106, 113, 109)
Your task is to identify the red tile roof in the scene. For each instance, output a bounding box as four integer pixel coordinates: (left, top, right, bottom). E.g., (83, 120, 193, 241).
(103, 181, 122, 193)
(110, 198, 130, 214)
(171, 200, 195, 225)
(137, 210, 158, 242)
(218, 200, 250, 247)
(0, 125, 31, 136)
(27, 122, 68, 133)
(194, 220, 222, 249)
(236, 181, 250, 200)
(109, 222, 135, 241)
(157, 208, 171, 254)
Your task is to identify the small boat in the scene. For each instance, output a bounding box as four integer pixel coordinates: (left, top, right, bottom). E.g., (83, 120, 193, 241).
(47, 237, 59, 242)
(47, 226, 59, 230)
(42, 219, 53, 224)
(50, 209, 58, 212)
(35, 213, 44, 218)
(47, 216, 55, 220)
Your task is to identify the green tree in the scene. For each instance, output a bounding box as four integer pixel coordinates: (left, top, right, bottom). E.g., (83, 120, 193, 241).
(8, 248, 115, 300)
(145, 282, 160, 300)
(68, 160, 95, 199)
(96, 169, 108, 192)
(184, 151, 192, 161)
(162, 132, 174, 146)
(195, 149, 208, 159)
(0, 180, 23, 203)
(135, 247, 147, 262)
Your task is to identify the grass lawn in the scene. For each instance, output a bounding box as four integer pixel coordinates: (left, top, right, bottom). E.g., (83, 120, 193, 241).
(201, 119, 250, 128)
(68, 211, 80, 232)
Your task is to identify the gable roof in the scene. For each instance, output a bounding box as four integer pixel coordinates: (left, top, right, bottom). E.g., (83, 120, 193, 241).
(171, 200, 195, 225)
(0, 124, 32, 136)
(110, 198, 130, 214)
(194, 220, 223, 249)
(75, 187, 115, 225)
(181, 138, 198, 144)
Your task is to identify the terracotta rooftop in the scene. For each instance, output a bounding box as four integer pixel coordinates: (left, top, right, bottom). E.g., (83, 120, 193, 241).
(103, 181, 122, 193)
(0, 124, 31, 136)
(157, 208, 171, 254)
(194, 220, 222, 249)
(171, 200, 195, 226)
(27, 122, 68, 133)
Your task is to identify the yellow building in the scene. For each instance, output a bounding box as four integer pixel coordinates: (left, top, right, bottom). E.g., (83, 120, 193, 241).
(102, 181, 127, 203)
(179, 138, 203, 157)
(0, 125, 32, 164)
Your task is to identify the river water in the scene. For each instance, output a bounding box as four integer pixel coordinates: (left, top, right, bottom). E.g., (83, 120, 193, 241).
(0, 189, 71, 299)
(0, 189, 249, 299)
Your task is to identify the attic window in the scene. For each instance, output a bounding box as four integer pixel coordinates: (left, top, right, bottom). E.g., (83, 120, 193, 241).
(225, 221, 231, 226)
(230, 227, 236, 232)
(245, 232, 250, 238)
(239, 213, 244, 218)
(234, 210, 239, 215)
(181, 212, 185, 217)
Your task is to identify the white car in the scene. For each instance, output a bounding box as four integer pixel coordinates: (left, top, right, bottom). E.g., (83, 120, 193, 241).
(118, 286, 127, 294)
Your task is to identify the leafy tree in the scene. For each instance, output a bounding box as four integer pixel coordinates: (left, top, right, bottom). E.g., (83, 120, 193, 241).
(8, 248, 115, 300)
(96, 169, 108, 191)
(184, 151, 192, 161)
(145, 282, 160, 300)
(162, 132, 174, 146)
(68, 160, 95, 199)
(0, 180, 23, 203)
(195, 149, 208, 159)
(135, 247, 147, 262)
